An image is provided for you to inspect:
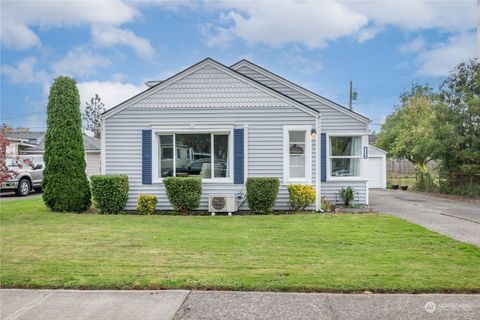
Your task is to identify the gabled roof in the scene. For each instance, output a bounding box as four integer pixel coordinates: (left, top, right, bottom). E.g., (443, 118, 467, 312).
(22, 134, 100, 152)
(231, 59, 370, 124)
(4, 131, 45, 144)
(103, 58, 320, 119)
(368, 144, 387, 154)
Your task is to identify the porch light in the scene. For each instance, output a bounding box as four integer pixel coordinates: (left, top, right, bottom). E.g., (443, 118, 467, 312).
(311, 129, 317, 140)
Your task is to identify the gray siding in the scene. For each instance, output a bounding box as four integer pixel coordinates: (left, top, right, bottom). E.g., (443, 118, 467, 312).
(105, 107, 316, 210)
(235, 65, 367, 132)
(104, 61, 368, 211)
(322, 181, 368, 205)
(105, 63, 317, 210)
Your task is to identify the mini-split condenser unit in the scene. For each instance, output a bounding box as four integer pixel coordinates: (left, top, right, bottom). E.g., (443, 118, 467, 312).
(209, 194, 237, 215)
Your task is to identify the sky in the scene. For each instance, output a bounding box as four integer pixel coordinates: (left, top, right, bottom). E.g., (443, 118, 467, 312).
(1, 0, 478, 132)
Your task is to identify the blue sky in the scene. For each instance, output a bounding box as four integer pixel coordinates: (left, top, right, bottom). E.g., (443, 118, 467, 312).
(1, 0, 477, 132)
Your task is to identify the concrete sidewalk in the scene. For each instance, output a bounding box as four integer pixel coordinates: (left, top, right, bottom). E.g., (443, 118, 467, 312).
(1, 290, 479, 320)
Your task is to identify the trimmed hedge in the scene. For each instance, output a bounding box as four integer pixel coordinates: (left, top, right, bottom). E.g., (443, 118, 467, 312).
(137, 194, 157, 215)
(246, 177, 279, 213)
(287, 184, 316, 211)
(90, 175, 129, 214)
(163, 176, 202, 214)
(42, 76, 91, 212)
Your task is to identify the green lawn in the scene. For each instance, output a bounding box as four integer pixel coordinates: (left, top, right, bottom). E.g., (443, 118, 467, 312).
(1, 197, 479, 293)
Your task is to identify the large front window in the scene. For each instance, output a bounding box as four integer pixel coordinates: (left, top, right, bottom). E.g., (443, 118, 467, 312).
(329, 136, 361, 177)
(158, 132, 230, 180)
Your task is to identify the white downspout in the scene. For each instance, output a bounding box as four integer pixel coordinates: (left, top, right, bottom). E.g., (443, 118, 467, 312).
(100, 116, 106, 174)
(315, 114, 322, 212)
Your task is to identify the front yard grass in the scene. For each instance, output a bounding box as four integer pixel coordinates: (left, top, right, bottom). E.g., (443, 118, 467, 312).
(1, 197, 479, 293)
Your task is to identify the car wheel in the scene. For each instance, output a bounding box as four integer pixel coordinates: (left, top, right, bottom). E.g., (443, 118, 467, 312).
(15, 179, 31, 196)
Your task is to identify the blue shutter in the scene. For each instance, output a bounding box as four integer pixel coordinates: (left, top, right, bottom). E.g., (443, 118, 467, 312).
(233, 128, 244, 184)
(321, 133, 327, 182)
(142, 129, 152, 184)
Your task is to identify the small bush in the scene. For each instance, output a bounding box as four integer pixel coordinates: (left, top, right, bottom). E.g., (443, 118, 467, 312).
(90, 175, 129, 214)
(137, 194, 157, 215)
(163, 176, 202, 214)
(340, 186, 354, 207)
(246, 177, 280, 213)
(320, 197, 335, 212)
(287, 184, 316, 211)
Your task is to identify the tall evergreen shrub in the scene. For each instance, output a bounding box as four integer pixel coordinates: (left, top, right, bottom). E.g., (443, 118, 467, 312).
(42, 76, 91, 212)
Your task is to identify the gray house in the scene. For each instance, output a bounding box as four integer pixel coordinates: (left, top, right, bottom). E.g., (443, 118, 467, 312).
(102, 58, 372, 211)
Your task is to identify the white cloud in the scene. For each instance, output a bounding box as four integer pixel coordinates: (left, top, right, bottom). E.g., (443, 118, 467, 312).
(51, 47, 111, 77)
(0, 18, 41, 50)
(77, 81, 145, 111)
(202, 0, 476, 48)
(1, 57, 49, 86)
(1, 0, 137, 50)
(92, 27, 155, 59)
(417, 32, 476, 77)
(347, 0, 476, 33)
(281, 46, 323, 75)
(399, 37, 427, 53)
(204, 1, 367, 48)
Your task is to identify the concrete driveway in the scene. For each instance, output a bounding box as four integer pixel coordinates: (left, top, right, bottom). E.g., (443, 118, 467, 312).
(370, 189, 480, 246)
(2, 290, 479, 320)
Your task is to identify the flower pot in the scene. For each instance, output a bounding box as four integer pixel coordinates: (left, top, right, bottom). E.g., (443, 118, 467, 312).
(401, 185, 408, 191)
(392, 185, 399, 190)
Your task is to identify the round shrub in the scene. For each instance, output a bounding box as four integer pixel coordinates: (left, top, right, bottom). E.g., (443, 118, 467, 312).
(90, 175, 129, 214)
(246, 177, 279, 213)
(42, 76, 91, 212)
(287, 184, 316, 211)
(163, 177, 202, 214)
(137, 194, 157, 215)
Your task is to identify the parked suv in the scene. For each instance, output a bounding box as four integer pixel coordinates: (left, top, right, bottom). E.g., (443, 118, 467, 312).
(1, 156, 44, 196)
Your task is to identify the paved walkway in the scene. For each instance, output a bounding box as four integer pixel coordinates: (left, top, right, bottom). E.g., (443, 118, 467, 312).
(369, 189, 480, 246)
(1, 290, 479, 320)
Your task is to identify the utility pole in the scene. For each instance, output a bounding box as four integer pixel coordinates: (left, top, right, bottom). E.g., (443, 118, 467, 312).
(349, 80, 357, 110)
(349, 80, 353, 110)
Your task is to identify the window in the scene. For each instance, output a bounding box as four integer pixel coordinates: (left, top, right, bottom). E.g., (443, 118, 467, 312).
(157, 132, 231, 181)
(329, 136, 361, 177)
(284, 126, 311, 183)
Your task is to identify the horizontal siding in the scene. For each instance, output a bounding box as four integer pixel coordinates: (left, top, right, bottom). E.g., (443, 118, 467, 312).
(235, 66, 367, 132)
(106, 107, 316, 211)
(321, 181, 367, 205)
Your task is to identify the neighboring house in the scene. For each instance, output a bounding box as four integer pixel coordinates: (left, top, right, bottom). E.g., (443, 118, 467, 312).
(4, 131, 101, 176)
(4, 131, 44, 156)
(102, 58, 378, 211)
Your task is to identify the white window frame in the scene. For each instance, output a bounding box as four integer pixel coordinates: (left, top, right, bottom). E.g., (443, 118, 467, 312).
(327, 133, 365, 181)
(152, 126, 234, 184)
(283, 125, 312, 184)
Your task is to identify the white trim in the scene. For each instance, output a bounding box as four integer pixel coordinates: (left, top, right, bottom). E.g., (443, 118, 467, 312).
(327, 134, 367, 181)
(283, 125, 312, 185)
(315, 115, 321, 211)
(103, 58, 319, 120)
(152, 126, 234, 184)
(231, 60, 370, 124)
(100, 117, 106, 174)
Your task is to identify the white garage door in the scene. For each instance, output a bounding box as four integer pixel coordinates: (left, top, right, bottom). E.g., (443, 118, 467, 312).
(368, 157, 384, 188)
